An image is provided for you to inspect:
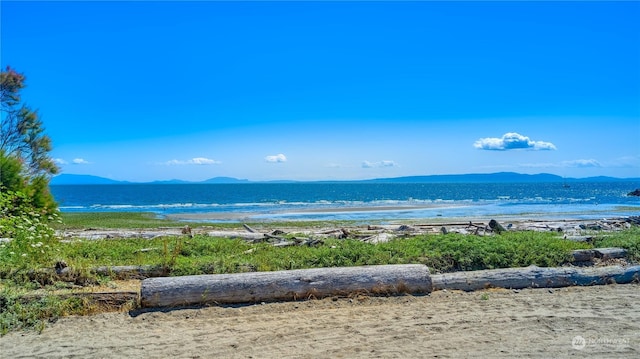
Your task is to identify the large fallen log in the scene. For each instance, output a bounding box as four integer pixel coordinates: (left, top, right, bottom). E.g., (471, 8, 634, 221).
(141, 264, 432, 308)
(431, 265, 640, 292)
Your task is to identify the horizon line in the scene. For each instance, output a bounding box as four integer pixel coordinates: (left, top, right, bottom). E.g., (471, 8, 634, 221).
(50, 172, 640, 185)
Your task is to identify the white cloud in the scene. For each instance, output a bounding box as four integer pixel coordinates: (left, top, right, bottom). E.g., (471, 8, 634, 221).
(165, 157, 221, 165)
(474, 132, 556, 151)
(610, 155, 640, 168)
(189, 157, 221, 165)
(325, 163, 343, 168)
(265, 153, 287, 163)
(520, 159, 601, 168)
(362, 160, 397, 168)
(53, 158, 68, 165)
(518, 162, 555, 168)
(72, 158, 91, 165)
(561, 159, 601, 168)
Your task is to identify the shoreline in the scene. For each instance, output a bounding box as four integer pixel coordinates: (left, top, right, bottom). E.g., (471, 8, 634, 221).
(56, 215, 638, 242)
(162, 206, 636, 223)
(163, 203, 467, 222)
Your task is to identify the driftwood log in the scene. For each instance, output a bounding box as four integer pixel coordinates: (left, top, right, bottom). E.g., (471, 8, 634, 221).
(54, 265, 166, 280)
(141, 264, 432, 308)
(431, 265, 640, 292)
(571, 247, 628, 262)
(205, 231, 266, 241)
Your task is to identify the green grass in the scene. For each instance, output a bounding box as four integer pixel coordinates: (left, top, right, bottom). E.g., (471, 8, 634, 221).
(0, 286, 88, 335)
(54, 212, 357, 230)
(18, 230, 593, 276)
(54, 212, 199, 229)
(593, 227, 640, 263)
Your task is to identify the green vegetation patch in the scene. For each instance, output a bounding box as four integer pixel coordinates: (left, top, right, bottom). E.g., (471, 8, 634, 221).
(6, 230, 593, 277)
(55, 212, 196, 230)
(593, 227, 640, 262)
(2, 220, 639, 335)
(0, 287, 86, 335)
(54, 212, 358, 230)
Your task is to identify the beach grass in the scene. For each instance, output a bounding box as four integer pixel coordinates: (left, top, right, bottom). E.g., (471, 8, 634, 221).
(53, 212, 204, 229)
(0, 286, 89, 334)
(593, 227, 640, 262)
(53, 212, 357, 230)
(4, 229, 596, 277)
(2, 214, 639, 335)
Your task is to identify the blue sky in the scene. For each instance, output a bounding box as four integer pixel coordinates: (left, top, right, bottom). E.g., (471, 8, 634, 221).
(2, 1, 639, 182)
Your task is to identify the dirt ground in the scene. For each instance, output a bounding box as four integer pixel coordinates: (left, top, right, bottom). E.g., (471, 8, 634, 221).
(2, 283, 638, 358)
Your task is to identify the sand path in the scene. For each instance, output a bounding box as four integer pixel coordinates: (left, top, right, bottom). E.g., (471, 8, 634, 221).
(2, 284, 638, 358)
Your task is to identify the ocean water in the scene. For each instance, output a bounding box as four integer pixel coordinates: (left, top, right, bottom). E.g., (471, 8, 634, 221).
(50, 182, 640, 222)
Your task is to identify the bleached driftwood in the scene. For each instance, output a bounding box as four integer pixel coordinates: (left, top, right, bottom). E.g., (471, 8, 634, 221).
(595, 247, 628, 260)
(571, 249, 598, 262)
(242, 224, 258, 233)
(362, 232, 396, 244)
(431, 265, 640, 292)
(141, 264, 432, 307)
(206, 231, 266, 241)
(571, 247, 628, 262)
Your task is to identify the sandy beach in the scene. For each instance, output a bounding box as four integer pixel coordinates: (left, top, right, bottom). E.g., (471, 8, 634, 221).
(2, 283, 638, 358)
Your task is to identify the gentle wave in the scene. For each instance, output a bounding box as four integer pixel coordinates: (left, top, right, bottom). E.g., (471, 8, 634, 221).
(52, 182, 640, 222)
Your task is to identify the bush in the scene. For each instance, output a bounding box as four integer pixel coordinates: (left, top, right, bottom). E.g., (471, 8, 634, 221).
(0, 190, 61, 274)
(593, 228, 640, 262)
(0, 151, 57, 216)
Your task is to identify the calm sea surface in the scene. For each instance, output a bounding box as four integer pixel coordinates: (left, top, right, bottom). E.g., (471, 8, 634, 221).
(50, 182, 640, 222)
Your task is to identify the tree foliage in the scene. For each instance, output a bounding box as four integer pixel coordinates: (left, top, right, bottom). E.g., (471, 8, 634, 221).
(1, 66, 58, 213)
(1, 66, 58, 177)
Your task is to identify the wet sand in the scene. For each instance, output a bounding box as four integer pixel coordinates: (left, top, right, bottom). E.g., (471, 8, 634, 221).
(164, 204, 463, 222)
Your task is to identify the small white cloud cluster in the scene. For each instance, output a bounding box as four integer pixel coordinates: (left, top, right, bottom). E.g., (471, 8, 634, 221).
(561, 159, 601, 168)
(521, 159, 601, 168)
(362, 160, 397, 168)
(72, 158, 91, 164)
(474, 132, 556, 151)
(54, 158, 91, 165)
(265, 153, 287, 163)
(165, 157, 221, 165)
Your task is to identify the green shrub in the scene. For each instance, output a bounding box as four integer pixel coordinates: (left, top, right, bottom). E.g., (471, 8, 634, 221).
(593, 227, 640, 262)
(0, 190, 61, 276)
(0, 287, 86, 335)
(0, 151, 58, 216)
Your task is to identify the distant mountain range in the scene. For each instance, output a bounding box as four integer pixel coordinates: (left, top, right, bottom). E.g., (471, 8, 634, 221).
(50, 174, 251, 185)
(49, 172, 640, 185)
